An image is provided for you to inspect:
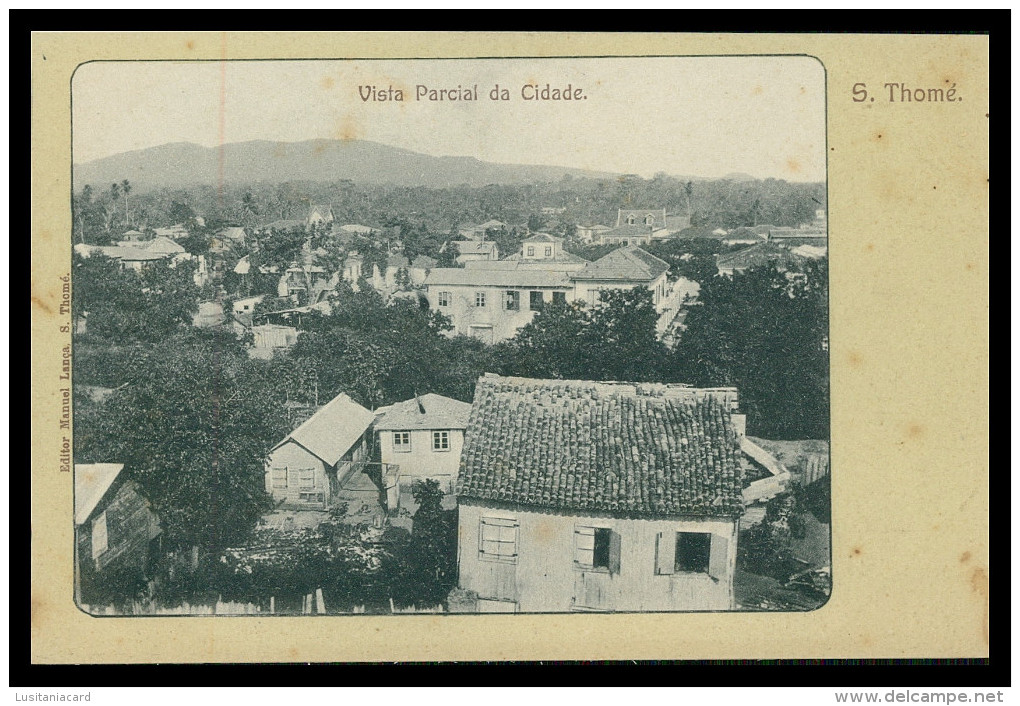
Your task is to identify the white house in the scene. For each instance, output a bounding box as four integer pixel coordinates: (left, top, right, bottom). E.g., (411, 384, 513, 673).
(425, 244, 690, 343)
(454, 375, 746, 613)
(264, 393, 376, 510)
(373, 393, 473, 494)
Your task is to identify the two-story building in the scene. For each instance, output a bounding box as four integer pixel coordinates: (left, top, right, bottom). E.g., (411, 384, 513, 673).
(454, 375, 745, 613)
(425, 242, 689, 343)
(424, 268, 574, 344)
(264, 392, 376, 510)
(373, 393, 472, 494)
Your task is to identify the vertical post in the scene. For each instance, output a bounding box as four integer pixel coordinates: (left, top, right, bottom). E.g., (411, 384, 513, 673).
(270, 596, 275, 614)
(315, 588, 326, 615)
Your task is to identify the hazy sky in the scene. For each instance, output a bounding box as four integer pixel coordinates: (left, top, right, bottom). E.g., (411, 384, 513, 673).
(73, 56, 826, 181)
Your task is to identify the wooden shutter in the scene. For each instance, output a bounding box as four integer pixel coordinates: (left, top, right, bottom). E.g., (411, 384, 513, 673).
(574, 526, 595, 568)
(608, 530, 622, 575)
(655, 531, 675, 575)
(288, 468, 299, 490)
(708, 533, 729, 581)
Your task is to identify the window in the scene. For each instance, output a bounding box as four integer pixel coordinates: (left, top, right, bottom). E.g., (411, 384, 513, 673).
(299, 492, 325, 503)
(299, 468, 316, 490)
(393, 431, 411, 453)
(432, 430, 450, 451)
(474, 291, 486, 307)
(504, 290, 520, 311)
(529, 291, 544, 311)
(437, 291, 451, 307)
(544, 246, 552, 257)
(527, 246, 535, 256)
(574, 526, 621, 573)
(91, 512, 108, 559)
(656, 531, 718, 575)
(479, 517, 518, 562)
(627, 215, 636, 225)
(674, 532, 712, 573)
(645, 214, 654, 225)
(552, 291, 566, 305)
(587, 289, 600, 305)
(271, 468, 288, 489)
(622, 239, 630, 246)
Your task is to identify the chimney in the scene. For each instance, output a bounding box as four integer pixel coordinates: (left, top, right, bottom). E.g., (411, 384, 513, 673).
(731, 414, 747, 438)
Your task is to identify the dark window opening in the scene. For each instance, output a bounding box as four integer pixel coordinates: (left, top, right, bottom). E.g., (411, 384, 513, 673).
(530, 291, 544, 311)
(675, 532, 712, 573)
(593, 528, 612, 569)
(552, 291, 566, 305)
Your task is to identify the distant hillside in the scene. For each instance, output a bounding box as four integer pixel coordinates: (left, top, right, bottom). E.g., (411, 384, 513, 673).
(73, 139, 620, 191)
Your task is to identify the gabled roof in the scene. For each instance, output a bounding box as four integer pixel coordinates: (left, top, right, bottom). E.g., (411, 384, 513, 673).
(144, 236, 187, 254)
(425, 267, 571, 288)
(477, 219, 507, 230)
(308, 204, 334, 219)
(217, 226, 247, 241)
(374, 393, 473, 432)
(387, 254, 410, 269)
(75, 464, 125, 525)
(523, 232, 563, 244)
(98, 245, 171, 262)
(272, 393, 375, 467)
(457, 375, 744, 517)
(451, 240, 498, 255)
(570, 246, 668, 282)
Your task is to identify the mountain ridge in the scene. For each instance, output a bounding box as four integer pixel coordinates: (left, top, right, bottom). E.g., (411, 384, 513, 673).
(73, 139, 626, 190)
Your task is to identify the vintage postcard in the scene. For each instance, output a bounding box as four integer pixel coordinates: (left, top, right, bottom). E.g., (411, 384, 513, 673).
(30, 32, 988, 663)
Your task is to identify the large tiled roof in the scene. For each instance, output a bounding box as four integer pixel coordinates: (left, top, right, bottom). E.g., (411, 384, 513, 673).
(75, 464, 125, 525)
(273, 393, 375, 467)
(570, 246, 668, 282)
(457, 376, 744, 517)
(374, 393, 473, 432)
(260, 219, 305, 231)
(425, 268, 571, 288)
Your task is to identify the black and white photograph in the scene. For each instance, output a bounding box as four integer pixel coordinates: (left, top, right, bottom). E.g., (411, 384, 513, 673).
(69, 55, 830, 616)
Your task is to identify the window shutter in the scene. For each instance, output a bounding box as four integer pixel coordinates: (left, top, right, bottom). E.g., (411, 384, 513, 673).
(709, 533, 729, 581)
(608, 530, 622, 575)
(288, 468, 299, 489)
(655, 531, 675, 575)
(574, 526, 595, 568)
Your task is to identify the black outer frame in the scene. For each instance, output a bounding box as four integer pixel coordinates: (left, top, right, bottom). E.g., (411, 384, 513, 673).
(18, 10, 1002, 687)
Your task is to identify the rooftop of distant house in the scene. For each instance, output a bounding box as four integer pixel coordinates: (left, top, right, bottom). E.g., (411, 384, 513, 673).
(570, 245, 669, 282)
(373, 393, 473, 432)
(715, 242, 800, 271)
(457, 375, 744, 517)
(451, 240, 499, 255)
(617, 208, 667, 228)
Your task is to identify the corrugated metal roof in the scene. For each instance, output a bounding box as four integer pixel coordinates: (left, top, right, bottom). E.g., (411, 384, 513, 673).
(374, 393, 472, 431)
(273, 393, 375, 467)
(74, 464, 124, 525)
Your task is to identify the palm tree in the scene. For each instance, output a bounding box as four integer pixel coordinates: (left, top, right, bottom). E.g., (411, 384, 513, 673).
(121, 179, 132, 225)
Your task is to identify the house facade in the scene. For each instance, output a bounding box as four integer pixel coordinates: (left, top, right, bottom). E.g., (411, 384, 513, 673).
(374, 393, 472, 494)
(454, 375, 745, 613)
(425, 244, 688, 343)
(264, 393, 376, 510)
(75, 464, 162, 607)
